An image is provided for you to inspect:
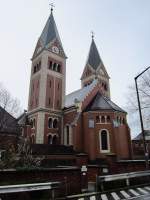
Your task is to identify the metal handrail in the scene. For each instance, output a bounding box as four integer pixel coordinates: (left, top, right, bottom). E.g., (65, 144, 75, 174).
(0, 181, 61, 194)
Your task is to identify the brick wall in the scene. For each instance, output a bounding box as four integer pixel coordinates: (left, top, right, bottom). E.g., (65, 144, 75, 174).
(0, 167, 81, 199)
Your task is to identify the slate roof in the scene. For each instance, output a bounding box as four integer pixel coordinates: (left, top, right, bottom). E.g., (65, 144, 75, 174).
(34, 11, 66, 57)
(17, 111, 29, 126)
(86, 38, 103, 70)
(40, 12, 62, 46)
(133, 130, 150, 141)
(65, 79, 98, 108)
(0, 106, 20, 135)
(85, 92, 126, 113)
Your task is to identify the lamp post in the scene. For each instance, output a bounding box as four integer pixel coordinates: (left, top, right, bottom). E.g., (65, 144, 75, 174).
(135, 66, 150, 169)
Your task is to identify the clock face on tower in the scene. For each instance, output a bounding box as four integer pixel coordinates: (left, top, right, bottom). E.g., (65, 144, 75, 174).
(52, 46, 59, 54)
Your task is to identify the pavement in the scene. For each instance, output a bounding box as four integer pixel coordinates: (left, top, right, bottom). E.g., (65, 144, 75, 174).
(77, 185, 150, 200)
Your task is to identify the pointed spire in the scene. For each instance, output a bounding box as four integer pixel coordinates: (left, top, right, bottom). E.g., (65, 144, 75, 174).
(33, 8, 66, 58)
(40, 12, 62, 47)
(86, 36, 102, 70)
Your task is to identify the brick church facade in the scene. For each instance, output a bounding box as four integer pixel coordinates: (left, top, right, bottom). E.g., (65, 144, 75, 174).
(22, 9, 132, 162)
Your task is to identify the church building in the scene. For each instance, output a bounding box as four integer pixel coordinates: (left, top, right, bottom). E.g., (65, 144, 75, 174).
(23, 8, 132, 163)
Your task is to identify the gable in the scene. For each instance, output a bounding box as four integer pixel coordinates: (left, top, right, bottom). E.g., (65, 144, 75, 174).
(81, 64, 95, 80)
(96, 63, 110, 79)
(84, 92, 126, 113)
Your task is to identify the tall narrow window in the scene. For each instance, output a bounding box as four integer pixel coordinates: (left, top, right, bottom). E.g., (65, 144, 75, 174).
(52, 135, 57, 145)
(49, 61, 53, 69)
(30, 119, 33, 128)
(48, 135, 52, 144)
(122, 118, 126, 124)
(53, 63, 57, 71)
(57, 64, 61, 73)
(33, 66, 36, 73)
(107, 116, 111, 123)
(101, 116, 105, 123)
(96, 116, 100, 123)
(48, 98, 51, 105)
(66, 125, 70, 145)
(48, 118, 53, 128)
(104, 83, 107, 91)
(53, 119, 58, 128)
(100, 130, 110, 152)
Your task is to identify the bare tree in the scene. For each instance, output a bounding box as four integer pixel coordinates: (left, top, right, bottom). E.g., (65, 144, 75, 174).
(126, 70, 150, 131)
(0, 83, 22, 132)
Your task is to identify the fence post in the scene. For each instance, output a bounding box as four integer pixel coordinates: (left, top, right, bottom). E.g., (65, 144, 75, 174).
(95, 175, 98, 192)
(51, 189, 55, 200)
(64, 176, 68, 197)
(126, 178, 130, 187)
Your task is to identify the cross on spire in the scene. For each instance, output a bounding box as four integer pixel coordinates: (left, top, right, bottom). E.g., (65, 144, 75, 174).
(91, 31, 95, 39)
(49, 2, 55, 12)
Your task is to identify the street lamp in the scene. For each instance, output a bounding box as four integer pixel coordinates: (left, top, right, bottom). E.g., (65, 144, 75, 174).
(135, 66, 150, 169)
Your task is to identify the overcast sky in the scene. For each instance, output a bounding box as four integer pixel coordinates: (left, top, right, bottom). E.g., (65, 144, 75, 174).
(0, 0, 150, 137)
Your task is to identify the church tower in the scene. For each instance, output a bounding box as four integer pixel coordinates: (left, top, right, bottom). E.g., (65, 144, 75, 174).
(27, 8, 66, 144)
(81, 36, 110, 98)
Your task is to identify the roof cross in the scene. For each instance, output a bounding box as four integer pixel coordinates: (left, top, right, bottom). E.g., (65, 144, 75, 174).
(49, 2, 55, 12)
(91, 31, 95, 39)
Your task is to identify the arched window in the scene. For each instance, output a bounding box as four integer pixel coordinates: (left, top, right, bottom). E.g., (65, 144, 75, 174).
(107, 116, 111, 123)
(66, 125, 69, 145)
(53, 119, 58, 128)
(96, 116, 100, 123)
(48, 118, 53, 128)
(53, 63, 57, 71)
(101, 116, 105, 123)
(52, 135, 57, 145)
(49, 61, 53, 69)
(100, 130, 110, 152)
(33, 66, 36, 73)
(57, 64, 61, 73)
(30, 119, 33, 128)
(119, 117, 122, 125)
(122, 118, 126, 124)
(48, 98, 51, 105)
(104, 83, 107, 91)
(48, 135, 52, 144)
(116, 116, 119, 123)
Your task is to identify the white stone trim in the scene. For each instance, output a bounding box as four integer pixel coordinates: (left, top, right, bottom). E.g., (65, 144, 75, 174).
(36, 112, 45, 144)
(64, 124, 73, 145)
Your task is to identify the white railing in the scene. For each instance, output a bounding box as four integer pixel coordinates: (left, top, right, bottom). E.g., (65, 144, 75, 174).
(0, 181, 61, 199)
(98, 170, 150, 190)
